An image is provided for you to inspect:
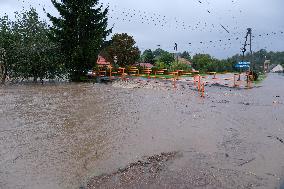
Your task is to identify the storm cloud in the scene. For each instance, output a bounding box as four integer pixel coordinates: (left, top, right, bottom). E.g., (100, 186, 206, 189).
(1, 0, 283, 58)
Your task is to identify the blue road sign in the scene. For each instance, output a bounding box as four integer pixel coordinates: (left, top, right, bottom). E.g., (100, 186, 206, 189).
(235, 62, 250, 68)
(235, 65, 250, 68)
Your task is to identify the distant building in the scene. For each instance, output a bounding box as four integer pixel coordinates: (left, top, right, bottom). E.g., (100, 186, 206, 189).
(134, 63, 153, 68)
(271, 64, 284, 73)
(96, 56, 110, 67)
(179, 58, 192, 66)
(263, 60, 271, 73)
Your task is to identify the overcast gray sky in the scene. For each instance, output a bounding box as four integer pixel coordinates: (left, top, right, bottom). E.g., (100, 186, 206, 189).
(1, 0, 283, 58)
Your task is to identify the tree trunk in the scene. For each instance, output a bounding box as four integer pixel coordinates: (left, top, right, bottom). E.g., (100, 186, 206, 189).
(33, 76, 38, 83)
(40, 77, 44, 85)
(1, 64, 7, 84)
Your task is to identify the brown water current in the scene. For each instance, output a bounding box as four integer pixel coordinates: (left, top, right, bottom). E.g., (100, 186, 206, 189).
(0, 74, 284, 189)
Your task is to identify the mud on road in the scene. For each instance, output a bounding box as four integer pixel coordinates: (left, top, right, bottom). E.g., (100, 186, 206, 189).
(1, 74, 284, 189)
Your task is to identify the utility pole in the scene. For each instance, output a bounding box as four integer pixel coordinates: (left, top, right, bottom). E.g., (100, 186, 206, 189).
(241, 28, 253, 71)
(174, 43, 178, 62)
(248, 28, 253, 72)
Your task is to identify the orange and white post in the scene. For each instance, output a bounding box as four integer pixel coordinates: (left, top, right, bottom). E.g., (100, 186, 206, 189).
(201, 83, 205, 98)
(198, 75, 201, 91)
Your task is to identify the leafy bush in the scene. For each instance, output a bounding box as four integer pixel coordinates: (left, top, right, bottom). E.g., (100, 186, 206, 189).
(169, 61, 191, 72)
(153, 61, 168, 70)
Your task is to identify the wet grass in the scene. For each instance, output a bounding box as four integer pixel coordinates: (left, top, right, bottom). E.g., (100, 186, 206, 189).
(254, 74, 267, 85)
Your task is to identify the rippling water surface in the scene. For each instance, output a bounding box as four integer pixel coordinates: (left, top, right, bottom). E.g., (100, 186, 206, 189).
(1, 74, 284, 189)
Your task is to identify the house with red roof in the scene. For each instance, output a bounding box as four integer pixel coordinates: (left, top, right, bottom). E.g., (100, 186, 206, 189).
(97, 56, 110, 67)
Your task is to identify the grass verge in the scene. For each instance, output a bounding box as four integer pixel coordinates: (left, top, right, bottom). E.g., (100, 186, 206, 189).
(254, 74, 267, 85)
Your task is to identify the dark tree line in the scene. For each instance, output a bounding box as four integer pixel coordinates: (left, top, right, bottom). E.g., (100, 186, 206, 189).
(229, 49, 284, 72)
(0, 0, 113, 83)
(140, 48, 284, 73)
(0, 0, 144, 83)
(1, 0, 283, 84)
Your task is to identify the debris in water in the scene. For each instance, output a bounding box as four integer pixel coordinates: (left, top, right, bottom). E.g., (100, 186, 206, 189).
(240, 102, 250, 106)
(267, 136, 284, 144)
(238, 158, 256, 166)
(276, 137, 284, 144)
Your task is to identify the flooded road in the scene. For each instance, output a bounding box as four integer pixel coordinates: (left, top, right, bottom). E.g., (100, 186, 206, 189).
(1, 74, 284, 189)
(0, 83, 138, 189)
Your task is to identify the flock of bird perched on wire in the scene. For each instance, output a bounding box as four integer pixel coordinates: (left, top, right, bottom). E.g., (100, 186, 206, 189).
(102, 0, 283, 52)
(17, 0, 283, 52)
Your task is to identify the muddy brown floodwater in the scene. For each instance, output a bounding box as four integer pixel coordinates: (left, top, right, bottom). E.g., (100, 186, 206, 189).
(1, 74, 284, 189)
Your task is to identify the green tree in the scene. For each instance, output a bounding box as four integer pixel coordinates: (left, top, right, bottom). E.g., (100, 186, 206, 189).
(48, 0, 112, 81)
(180, 51, 191, 61)
(192, 54, 213, 72)
(141, 49, 155, 64)
(0, 48, 6, 83)
(154, 61, 168, 70)
(169, 61, 191, 72)
(158, 51, 174, 66)
(0, 15, 12, 84)
(153, 48, 166, 57)
(103, 33, 140, 67)
(152, 48, 175, 66)
(228, 49, 284, 73)
(11, 8, 62, 82)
